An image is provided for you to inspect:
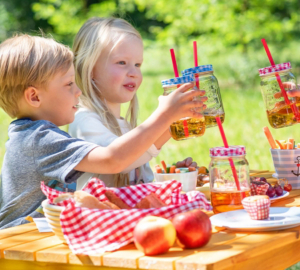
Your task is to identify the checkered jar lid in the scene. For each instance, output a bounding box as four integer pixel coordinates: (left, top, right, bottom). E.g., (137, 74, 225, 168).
(161, 74, 194, 86)
(182, 65, 213, 75)
(258, 62, 291, 76)
(210, 145, 246, 157)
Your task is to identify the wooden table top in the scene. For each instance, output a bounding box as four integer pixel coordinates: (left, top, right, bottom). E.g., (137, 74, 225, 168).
(1, 170, 300, 270)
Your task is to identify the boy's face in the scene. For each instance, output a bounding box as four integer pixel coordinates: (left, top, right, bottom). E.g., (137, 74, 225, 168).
(92, 36, 143, 113)
(39, 65, 81, 126)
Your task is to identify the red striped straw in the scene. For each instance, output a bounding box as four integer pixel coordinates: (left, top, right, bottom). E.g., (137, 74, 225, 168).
(170, 48, 189, 137)
(170, 49, 179, 77)
(193, 41, 198, 67)
(261, 39, 300, 122)
(215, 118, 241, 191)
(193, 41, 200, 89)
(193, 42, 241, 191)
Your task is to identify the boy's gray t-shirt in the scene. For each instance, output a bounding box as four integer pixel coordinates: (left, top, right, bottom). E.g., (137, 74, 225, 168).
(0, 118, 98, 229)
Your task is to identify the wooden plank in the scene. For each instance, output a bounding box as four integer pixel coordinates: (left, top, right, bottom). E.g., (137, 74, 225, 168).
(68, 241, 132, 265)
(138, 231, 250, 270)
(103, 244, 143, 269)
(249, 170, 269, 176)
(223, 237, 300, 270)
(0, 223, 38, 240)
(36, 244, 71, 264)
(0, 259, 136, 270)
(3, 235, 62, 261)
(0, 230, 53, 258)
(271, 196, 300, 207)
(253, 172, 274, 179)
(175, 229, 299, 270)
(68, 253, 103, 266)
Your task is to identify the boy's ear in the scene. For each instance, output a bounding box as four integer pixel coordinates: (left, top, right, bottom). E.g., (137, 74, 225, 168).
(23, 86, 41, 108)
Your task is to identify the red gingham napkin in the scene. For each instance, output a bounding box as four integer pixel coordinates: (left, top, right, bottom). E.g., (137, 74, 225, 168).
(41, 178, 211, 254)
(40, 182, 72, 207)
(250, 182, 269, 196)
(242, 197, 270, 220)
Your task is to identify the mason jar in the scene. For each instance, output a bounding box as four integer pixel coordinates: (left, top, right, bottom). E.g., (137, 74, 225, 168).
(259, 62, 300, 129)
(209, 146, 251, 214)
(182, 65, 225, 128)
(161, 74, 205, 141)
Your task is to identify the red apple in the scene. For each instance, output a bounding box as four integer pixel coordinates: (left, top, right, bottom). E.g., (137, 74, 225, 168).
(172, 209, 212, 248)
(133, 216, 176, 255)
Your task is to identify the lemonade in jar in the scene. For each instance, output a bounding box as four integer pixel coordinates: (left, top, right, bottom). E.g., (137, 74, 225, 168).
(259, 62, 300, 129)
(182, 65, 225, 128)
(161, 74, 206, 141)
(209, 146, 251, 214)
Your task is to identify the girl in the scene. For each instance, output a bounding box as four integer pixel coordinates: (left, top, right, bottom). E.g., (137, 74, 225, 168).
(69, 17, 206, 189)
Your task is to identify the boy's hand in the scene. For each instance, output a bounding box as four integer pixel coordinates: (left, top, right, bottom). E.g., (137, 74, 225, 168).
(176, 157, 197, 168)
(158, 83, 207, 123)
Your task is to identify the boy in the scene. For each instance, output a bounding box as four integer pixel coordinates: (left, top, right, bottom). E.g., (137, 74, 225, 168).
(0, 34, 205, 229)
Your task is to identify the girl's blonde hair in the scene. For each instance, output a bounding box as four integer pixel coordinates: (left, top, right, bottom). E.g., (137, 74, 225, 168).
(0, 34, 73, 118)
(73, 17, 142, 187)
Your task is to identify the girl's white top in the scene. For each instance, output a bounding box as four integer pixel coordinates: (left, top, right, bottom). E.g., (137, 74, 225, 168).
(68, 108, 161, 190)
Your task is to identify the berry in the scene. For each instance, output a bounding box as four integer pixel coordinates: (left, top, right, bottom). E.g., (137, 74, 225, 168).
(284, 184, 292, 192)
(266, 186, 276, 198)
(274, 184, 283, 196)
(259, 177, 267, 183)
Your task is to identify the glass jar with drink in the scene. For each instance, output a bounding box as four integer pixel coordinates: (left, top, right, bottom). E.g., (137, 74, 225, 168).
(209, 146, 251, 214)
(181, 65, 225, 128)
(161, 74, 205, 141)
(259, 62, 300, 129)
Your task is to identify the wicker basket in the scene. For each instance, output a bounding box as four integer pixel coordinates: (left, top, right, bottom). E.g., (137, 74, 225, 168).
(42, 199, 67, 244)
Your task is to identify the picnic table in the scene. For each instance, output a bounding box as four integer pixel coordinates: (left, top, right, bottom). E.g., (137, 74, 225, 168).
(1, 170, 300, 270)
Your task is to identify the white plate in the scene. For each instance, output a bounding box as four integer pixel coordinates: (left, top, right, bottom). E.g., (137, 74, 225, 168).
(272, 173, 278, 178)
(270, 190, 289, 202)
(210, 207, 300, 231)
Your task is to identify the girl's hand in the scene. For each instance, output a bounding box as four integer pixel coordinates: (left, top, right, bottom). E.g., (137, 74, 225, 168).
(175, 157, 197, 168)
(274, 82, 300, 99)
(157, 83, 207, 123)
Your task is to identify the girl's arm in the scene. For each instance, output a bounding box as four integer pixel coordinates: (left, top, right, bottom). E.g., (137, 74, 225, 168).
(153, 129, 171, 149)
(75, 83, 205, 174)
(69, 110, 161, 173)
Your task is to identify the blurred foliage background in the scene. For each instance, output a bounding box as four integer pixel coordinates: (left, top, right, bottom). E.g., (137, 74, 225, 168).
(1, 0, 300, 173)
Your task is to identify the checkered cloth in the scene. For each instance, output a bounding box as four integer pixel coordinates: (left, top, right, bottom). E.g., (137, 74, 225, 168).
(242, 197, 270, 220)
(250, 182, 269, 196)
(41, 178, 211, 254)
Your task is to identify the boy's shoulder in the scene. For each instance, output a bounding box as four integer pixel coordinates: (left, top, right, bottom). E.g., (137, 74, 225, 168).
(7, 118, 71, 147)
(9, 118, 68, 136)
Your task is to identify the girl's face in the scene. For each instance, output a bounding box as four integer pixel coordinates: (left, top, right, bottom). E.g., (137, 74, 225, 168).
(92, 35, 143, 116)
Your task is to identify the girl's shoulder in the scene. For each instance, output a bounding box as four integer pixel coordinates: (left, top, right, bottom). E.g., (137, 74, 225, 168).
(74, 107, 101, 121)
(116, 118, 131, 132)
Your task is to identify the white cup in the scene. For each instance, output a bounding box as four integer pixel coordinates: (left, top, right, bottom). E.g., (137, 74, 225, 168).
(271, 148, 300, 189)
(153, 168, 197, 192)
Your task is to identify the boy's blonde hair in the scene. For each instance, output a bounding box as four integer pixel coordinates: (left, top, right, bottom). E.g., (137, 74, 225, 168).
(73, 17, 142, 187)
(0, 34, 73, 118)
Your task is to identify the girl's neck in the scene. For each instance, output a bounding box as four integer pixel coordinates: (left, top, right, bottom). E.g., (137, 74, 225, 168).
(106, 101, 122, 119)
